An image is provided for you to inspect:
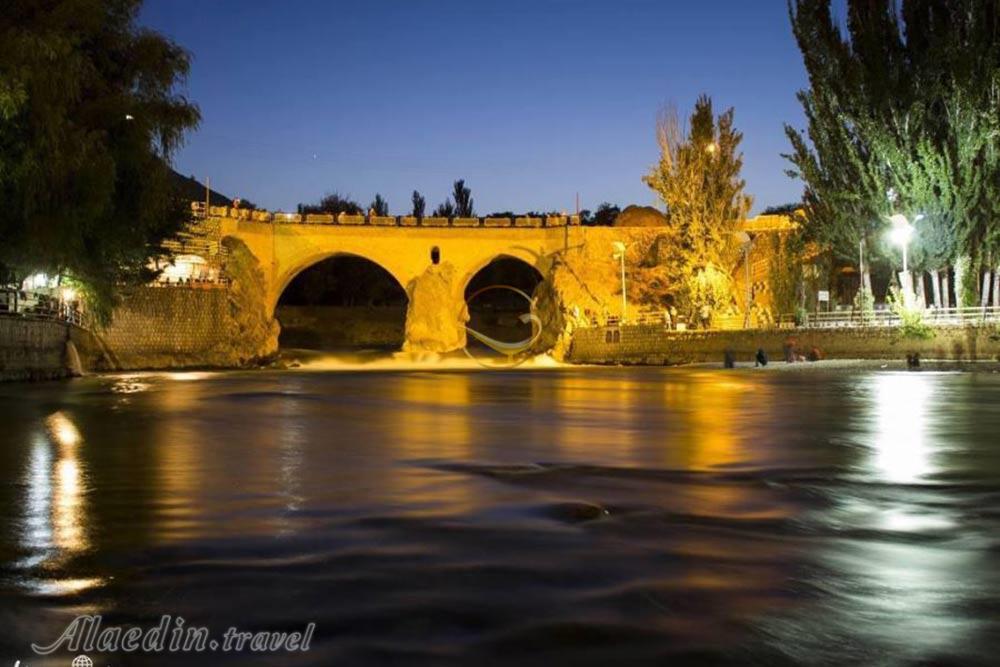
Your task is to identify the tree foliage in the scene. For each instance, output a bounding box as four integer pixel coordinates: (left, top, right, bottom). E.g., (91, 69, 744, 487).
(641, 96, 752, 316)
(452, 179, 474, 217)
(369, 193, 388, 216)
(432, 199, 455, 218)
(0, 0, 200, 313)
(580, 202, 620, 226)
(411, 190, 425, 218)
(785, 0, 1000, 280)
(298, 192, 361, 215)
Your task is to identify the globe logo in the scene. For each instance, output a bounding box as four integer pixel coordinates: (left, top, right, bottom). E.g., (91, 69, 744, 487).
(71, 656, 93, 667)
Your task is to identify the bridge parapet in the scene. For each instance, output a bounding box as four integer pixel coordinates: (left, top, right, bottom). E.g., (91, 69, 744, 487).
(192, 202, 581, 228)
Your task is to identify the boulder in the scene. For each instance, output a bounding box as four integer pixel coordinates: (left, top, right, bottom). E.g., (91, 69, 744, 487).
(403, 263, 468, 353)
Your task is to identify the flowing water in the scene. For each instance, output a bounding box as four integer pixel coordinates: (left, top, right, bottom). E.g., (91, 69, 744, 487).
(1, 366, 999, 666)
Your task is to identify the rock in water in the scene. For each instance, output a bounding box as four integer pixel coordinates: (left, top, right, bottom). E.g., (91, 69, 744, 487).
(403, 263, 468, 353)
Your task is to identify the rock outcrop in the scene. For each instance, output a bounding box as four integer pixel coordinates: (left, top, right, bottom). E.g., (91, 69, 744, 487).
(221, 237, 280, 364)
(403, 262, 468, 353)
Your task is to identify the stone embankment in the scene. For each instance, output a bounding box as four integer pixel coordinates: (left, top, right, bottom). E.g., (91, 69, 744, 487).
(81, 285, 276, 371)
(567, 324, 1000, 365)
(0, 317, 80, 381)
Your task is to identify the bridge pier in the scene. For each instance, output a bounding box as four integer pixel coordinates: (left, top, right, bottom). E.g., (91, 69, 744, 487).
(402, 262, 469, 354)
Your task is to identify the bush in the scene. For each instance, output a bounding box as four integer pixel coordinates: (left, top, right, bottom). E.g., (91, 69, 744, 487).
(887, 286, 934, 340)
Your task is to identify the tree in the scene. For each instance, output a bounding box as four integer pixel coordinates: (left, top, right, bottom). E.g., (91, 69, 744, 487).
(784, 0, 1000, 307)
(433, 199, 455, 218)
(762, 203, 802, 215)
(411, 190, 426, 218)
(642, 97, 752, 316)
(369, 193, 388, 216)
(0, 0, 200, 316)
(298, 192, 361, 215)
(452, 179, 474, 217)
(588, 203, 620, 226)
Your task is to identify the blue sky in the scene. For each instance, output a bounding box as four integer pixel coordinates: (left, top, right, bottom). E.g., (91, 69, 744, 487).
(141, 0, 811, 215)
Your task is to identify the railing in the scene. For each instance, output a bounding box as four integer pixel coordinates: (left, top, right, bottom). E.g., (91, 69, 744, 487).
(150, 276, 231, 288)
(591, 306, 999, 332)
(0, 290, 88, 328)
(802, 306, 1000, 329)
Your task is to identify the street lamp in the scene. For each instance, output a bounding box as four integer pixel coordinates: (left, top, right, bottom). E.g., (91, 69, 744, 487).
(887, 213, 923, 305)
(888, 214, 915, 272)
(612, 241, 627, 323)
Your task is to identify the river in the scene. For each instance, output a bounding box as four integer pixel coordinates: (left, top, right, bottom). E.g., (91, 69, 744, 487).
(1, 366, 998, 665)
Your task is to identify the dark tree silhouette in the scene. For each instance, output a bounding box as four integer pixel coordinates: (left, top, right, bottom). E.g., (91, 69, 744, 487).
(0, 0, 201, 316)
(411, 190, 426, 218)
(580, 202, 622, 227)
(369, 194, 388, 216)
(433, 199, 456, 218)
(452, 179, 474, 217)
(298, 193, 362, 215)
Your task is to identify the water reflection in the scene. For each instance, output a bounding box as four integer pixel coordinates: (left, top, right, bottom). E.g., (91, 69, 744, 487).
(774, 371, 986, 663)
(18, 411, 100, 595)
(871, 373, 935, 483)
(0, 369, 997, 664)
(46, 412, 88, 556)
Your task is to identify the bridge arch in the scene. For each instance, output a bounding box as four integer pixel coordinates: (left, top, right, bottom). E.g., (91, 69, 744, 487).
(462, 254, 546, 351)
(457, 249, 550, 301)
(274, 252, 410, 352)
(271, 249, 413, 316)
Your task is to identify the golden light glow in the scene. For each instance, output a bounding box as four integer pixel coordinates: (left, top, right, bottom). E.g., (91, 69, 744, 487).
(53, 457, 86, 552)
(47, 411, 81, 448)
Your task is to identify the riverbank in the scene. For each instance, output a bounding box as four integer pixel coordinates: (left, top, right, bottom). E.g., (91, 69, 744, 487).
(685, 357, 1000, 372)
(566, 323, 1000, 366)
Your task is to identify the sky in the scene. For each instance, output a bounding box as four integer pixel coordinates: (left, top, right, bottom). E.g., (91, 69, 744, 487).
(140, 0, 811, 216)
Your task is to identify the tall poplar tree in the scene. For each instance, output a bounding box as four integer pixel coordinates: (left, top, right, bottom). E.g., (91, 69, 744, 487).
(785, 0, 1000, 306)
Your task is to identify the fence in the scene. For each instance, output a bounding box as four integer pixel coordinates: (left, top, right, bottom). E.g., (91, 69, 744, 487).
(0, 289, 88, 328)
(593, 306, 997, 332)
(802, 306, 1000, 329)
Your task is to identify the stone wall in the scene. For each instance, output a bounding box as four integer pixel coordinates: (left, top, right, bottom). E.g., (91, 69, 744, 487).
(87, 283, 277, 371)
(0, 317, 72, 381)
(91, 287, 228, 369)
(568, 324, 1000, 365)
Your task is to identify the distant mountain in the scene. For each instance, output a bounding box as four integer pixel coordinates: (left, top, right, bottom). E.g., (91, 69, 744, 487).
(170, 170, 233, 207)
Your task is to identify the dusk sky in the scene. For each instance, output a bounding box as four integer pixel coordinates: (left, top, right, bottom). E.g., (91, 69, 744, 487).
(141, 0, 813, 215)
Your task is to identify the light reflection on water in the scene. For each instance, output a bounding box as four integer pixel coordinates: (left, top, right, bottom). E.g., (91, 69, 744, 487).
(1, 367, 998, 665)
(872, 372, 934, 483)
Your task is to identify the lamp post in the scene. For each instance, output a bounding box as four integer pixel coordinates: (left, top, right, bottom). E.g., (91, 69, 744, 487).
(888, 214, 914, 273)
(612, 241, 627, 323)
(888, 213, 922, 306)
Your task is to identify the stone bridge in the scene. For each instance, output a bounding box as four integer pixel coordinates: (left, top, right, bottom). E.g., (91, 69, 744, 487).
(188, 206, 795, 355)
